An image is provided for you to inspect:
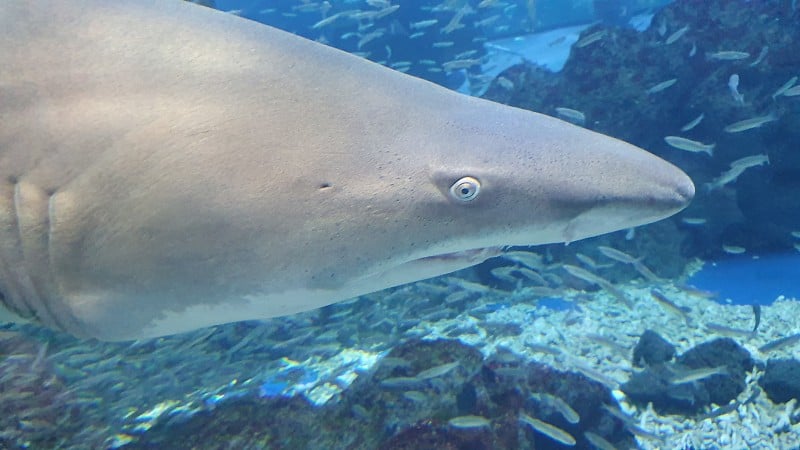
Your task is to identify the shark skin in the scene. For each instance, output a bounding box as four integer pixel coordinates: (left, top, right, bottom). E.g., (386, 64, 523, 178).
(0, 0, 694, 340)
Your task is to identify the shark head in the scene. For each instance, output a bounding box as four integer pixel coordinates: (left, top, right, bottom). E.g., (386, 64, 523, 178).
(337, 95, 694, 288)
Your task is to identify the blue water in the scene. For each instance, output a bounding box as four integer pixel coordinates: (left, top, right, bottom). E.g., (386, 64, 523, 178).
(690, 252, 800, 305)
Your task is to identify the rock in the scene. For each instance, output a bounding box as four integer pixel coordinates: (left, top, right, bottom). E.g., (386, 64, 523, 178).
(633, 329, 676, 367)
(621, 363, 710, 415)
(622, 337, 754, 415)
(760, 359, 800, 404)
(677, 338, 754, 406)
(123, 338, 638, 449)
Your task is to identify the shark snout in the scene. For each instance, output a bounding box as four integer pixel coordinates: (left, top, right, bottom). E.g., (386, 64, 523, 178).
(655, 160, 695, 213)
(675, 171, 696, 206)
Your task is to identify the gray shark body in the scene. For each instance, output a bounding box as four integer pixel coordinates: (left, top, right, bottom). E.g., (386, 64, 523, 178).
(0, 0, 693, 340)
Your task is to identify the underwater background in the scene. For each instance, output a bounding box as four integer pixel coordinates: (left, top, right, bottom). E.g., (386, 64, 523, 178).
(3, 0, 800, 448)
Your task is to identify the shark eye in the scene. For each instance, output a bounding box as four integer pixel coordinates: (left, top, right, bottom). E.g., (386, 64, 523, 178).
(449, 176, 481, 202)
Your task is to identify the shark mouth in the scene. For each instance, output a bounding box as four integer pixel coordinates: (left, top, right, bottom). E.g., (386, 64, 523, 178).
(415, 247, 505, 264)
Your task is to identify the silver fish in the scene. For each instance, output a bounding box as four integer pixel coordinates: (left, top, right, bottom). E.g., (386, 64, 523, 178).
(680, 113, 705, 132)
(664, 136, 715, 156)
(724, 113, 778, 132)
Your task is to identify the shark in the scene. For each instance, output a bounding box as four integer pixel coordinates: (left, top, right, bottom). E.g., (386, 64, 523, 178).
(0, 0, 694, 341)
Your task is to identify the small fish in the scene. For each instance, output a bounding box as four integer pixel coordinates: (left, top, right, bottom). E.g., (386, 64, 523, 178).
(632, 261, 662, 283)
(491, 266, 519, 283)
(722, 244, 746, 254)
(656, 18, 667, 36)
(497, 76, 514, 90)
(526, 343, 562, 355)
(572, 364, 620, 389)
(705, 322, 755, 338)
(30, 341, 49, 371)
(529, 392, 580, 424)
(772, 76, 798, 99)
(584, 432, 618, 450)
(455, 50, 479, 59)
(416, 361, 459, 379)
(374, 5, 400, 19)
(474, 15, 501, 27)
(562, 264, 607, 286)
(516, 267, 547, 285)
(358, 30, 385, 49)
(442, 58, 482, 72)
(724, 113, 778, 133)
(646, 78, 677, 94)
(605, 284, 634, 309)
(432, 41, 455, 48)
(730, 154, 769, 169)
(312, 13, 343, 29)
(502, 250, 544, 270)
(699, 401, 739, 420)
(669, 365, 728, 385)
(689, 43, 697, 57)
(597, 246, 639, 264)
(678, 285, 718, 299)
(782, 85, 800, 97)
(704, 165, 749, 191)
(562, 264, 631, 308)
(749, 45, 768, 67)
(752, 305, 761, 333)
(351, 404, 370, 420)
(623, 423, 663, 441)
(681, 217, 707, 225)
(410, 19, 438, 29)
(650, 290, 691, 323)
(449, 415, 491, 429)
(728, 74, 744, 104)
(555, 107, 586, 125)
(665, 25, 689, 45)
(447, 277, 494, 293)
(381, 357, 412, 369)
(791, 231, 800, 239)
(664, 136, 714, 156)
(707, 51, 750, 61)
(379, 377, 421, 389)
(519, 413, 576, 446)
(680, 113, 705, 131)
(576, 253, 612, 270)
(576, 252, 599, 268)
(403, 391, 427, 402)
(366, 0, 391, 8)
(441, 5, 470, 34)
(600, 403, 635, 424)
(585, 333, 629, 356)
(758, 333, 800, 353)
(575, 30, 605, 48)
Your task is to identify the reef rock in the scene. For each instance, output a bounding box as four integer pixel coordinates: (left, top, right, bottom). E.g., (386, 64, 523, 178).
(760, 358, 800, 404)
(622, 337, 754, 415)
(633, 329, 676, 367)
